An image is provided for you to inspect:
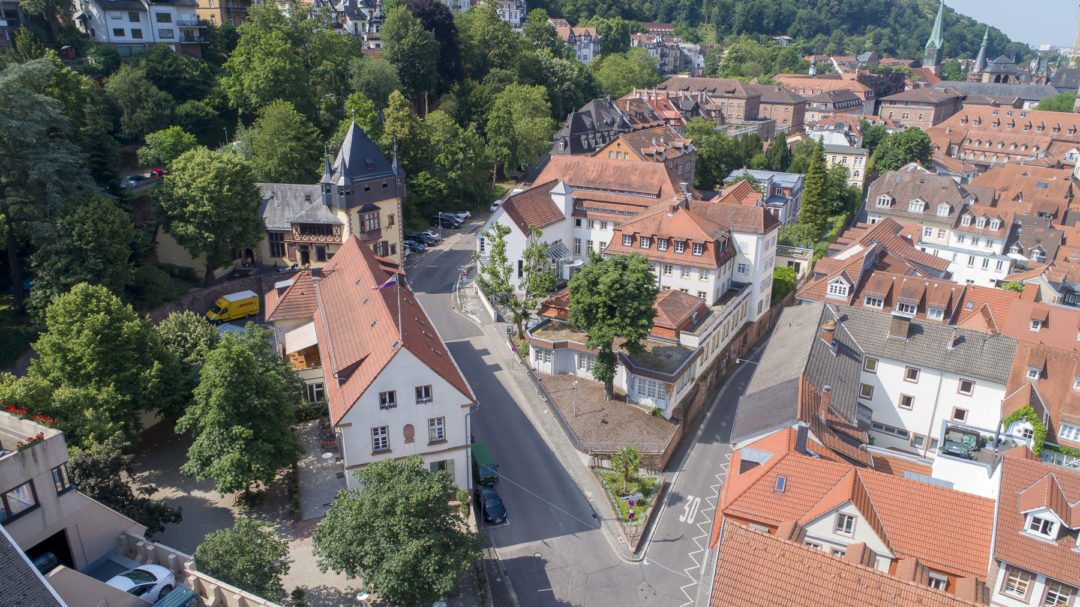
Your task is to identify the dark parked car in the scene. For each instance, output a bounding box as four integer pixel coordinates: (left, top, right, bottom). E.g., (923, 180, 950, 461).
(403, 239, 426, 252)
(431, 215, 458, 229)
(477, 486, 507, 524)
(407, 232, 437, 246)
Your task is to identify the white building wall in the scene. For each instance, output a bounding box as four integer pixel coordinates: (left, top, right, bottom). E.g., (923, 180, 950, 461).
(930, 453, 1002, 498)
(989, 566, 1063, 607)
(731, 228, 777, 321)
(338, 349, 471, 490)
(801, 503, 893, 572)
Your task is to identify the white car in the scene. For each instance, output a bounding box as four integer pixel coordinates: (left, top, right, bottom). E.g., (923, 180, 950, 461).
(420, 230, 442, 243)
(489, 200, 502, 213)
(106, 565, 176, 602)
(449, 210, 471, 222)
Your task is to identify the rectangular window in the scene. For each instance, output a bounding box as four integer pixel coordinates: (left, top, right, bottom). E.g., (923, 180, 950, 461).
(680, 265, 691, 278)
(586, 240, 593, 252)
(52, 466, 72, 494)
(927, 307, 944, 321)
(958, 379, 975, 395)
(697, 291, 707, 300)
(871, 421, 910, 439)
(692, 243, 704, 256)
(1027, 366, 1041, 380)
(699, 269, 710, 281)
(315, 246, 326, 262)
(981, 257, 989, 269)
(952, 408, 968, 422)
(898, 394, 914, 410)
(415, 385, 432, 404)
(1027, 515, 1056, 537)
(587, 219, 596, 229)
(904, 367, 920, 383)
(371, 426, 389, 452)
(834, 513, 856, 535)
(863, 357, 878, 373)
(640, 237, 651, 249)
(674, 241, 686, 253)
(1004, 568, 1033, 598)
(996, 260, 1004, 271)
(896, 302, 917, 316)
(575, 218, 582, 227)
(1030, 319, 1042, 331)
(113, 27, 125, 36)
(657, 239, 668, 252)
(635, 376, 667, 402)
(269, 233, 286, 259)
(428, 417, 445, 442)
(859, 383, 873, 399)
(577, 353, 595, 372)
(830, 548, 846, 557)
(927, 573, 948, 591)
(379, 390, 397, 409)
(622, 235, 633, 246)
(573, 238, 582, 255)
(131, 28, 143, 38)
(158, 28, 174, 38)
(305, 383, 325, 403)
(534, 348, 552, 364)
(737, 263, 749, 274)
(155, 12, 171, 22)
(0, 482, 37, 523)
(600, 221, 608, 230)
(363, 212, 380, 232)
(128, 10, 139, 21)
(662, 264, 672, 276)
(1059, 422, 1080, 442)
(912, 434, 926, 449)
(923, 227, 933, 238)
(1044, 581, 1075, 606)
(864, 296, 884, 309)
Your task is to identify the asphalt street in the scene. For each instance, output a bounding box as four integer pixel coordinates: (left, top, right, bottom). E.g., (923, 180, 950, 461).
(404, 222, 760, 607)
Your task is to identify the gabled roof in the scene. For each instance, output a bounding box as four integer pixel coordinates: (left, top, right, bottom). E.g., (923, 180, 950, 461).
(653, 289, 708, 331)
(259, 183, 339, 231)
(688, 198, 781, 234)
(993, 449, 1080, 584)
(499, 180, 563, 236)
(535, 154, 686, 200)
(265, 272, 318, 322)
(604, 204, 734, 270)
(710, 525, 983, 607)
(1003, 342, 1080, 445)
(656, 76, 759, 99)
(603, 126, 693, 162)
(313, 236, 474, 424)
(1001, 299, 1080, 349)
(881, 88, 961, 105)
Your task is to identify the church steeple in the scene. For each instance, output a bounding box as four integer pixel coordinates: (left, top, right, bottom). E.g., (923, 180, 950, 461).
(970, 26, 989, 80)
(924, 0, 945, 74)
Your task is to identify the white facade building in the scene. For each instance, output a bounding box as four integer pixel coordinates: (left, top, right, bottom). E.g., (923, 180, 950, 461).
(916, 205, 1014, 287)
(73, 0, 201, 56)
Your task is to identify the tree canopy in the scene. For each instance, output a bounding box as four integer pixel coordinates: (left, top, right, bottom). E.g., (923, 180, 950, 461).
(868, 127, 931, 172)
(248, 99, 322, 184)
(194, 518, 289, 599)
(1035, 92, 1076, 113)
(138, 126, 199, 168)
(798, 139, 829, 234)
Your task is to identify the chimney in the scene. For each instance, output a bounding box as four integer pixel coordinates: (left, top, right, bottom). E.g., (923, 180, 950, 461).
(946, 328, 959, 351)
(795, 423, 809, 454)
(888, 315, 910, 340)
(820, 385, 832, 420)
(821, 319, 837, 348)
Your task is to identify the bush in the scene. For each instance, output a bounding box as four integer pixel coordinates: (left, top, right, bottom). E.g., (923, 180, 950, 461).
(650, 407, 663, 417)
(595, 469, 659, 524)
(126, 263, 189, 310)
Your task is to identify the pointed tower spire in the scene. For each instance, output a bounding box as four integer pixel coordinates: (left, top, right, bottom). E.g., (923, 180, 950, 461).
(391, 140, 402, 176)
(971, 26, 989, 80)
(321, 145, 333, 184)
(923, 0, 945, 74)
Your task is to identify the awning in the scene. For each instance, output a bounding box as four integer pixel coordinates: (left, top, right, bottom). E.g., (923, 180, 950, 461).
(285, 322, 318, 354)
(547, 241, 571, 261)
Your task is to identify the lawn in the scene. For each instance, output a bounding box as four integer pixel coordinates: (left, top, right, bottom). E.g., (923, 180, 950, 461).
(0, 293, 39, 371)
(594, 469, 660, 525)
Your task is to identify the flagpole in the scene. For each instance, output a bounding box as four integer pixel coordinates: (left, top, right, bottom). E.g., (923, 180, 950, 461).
(397, 272, 403, 342)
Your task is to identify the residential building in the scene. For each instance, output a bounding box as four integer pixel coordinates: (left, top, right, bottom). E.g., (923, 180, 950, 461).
(968, 165, 1077, 225)
(592, 125, 696, 184)
(927, 106, 1080, 175)
(934, 81, 1059, 110)
(822, 144, 869, 189)
(804, 89, 865, 124)
(493, 0, 524, 30)
(748, 84, 807, 132)
(551, 97, 633, 156)
(73, 0, 202, 57)
(264, 236, 476, 490)
(863, 168, 988, 229)
(923, 0, 944, 75)
(878, 88, 964, 130)
(654, 76, 761, 122)
(773, 74, 875, 107)
(723, 169, 804, 226)
(630, 33, 680, 74)
(320, 0, 385, 50)
(552, 22, 600, 64)
(193, 0, 249, 26)
(257, 121, 405, 268)
(927, 204, 1015, 286)
(0, 0, 26, 47)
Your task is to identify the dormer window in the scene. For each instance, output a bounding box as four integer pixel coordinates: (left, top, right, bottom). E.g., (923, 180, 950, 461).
(936, 203, 950, 217)
(640, 237, 651, 249)
(927, 307, 944, 321)
(1030, 319, 1042, 332)
(1025, 514, 1056, 538)
(908, 199, 925, 213)
(692, 243, 704, 256)
(864, 295, 884, 309)
(875, 195, 892, 208)
(1026, 366, 1041, 380)
(975, 217, 986, 229)
(961, 215, 971, 226)
(1073, 377, 1080, 391)
(622, 235, 633, 246)
(989, 219, 1000, 230)
(674, 241, 686, 253)
(827, 279, 849, 299)
(657, 239, 668, 252)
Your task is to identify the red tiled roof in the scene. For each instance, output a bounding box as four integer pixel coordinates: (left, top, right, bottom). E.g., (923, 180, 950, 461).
(870, 453, 933, 478)
(994, 450, 1080, 584)
(313, 236, 475, 424)
(1003, 342, 1080, 446)
(688, 198, 780, 234)
(711, 525, 982, 607)
(604, 204, 735, 270)
(265, 272, 318, 321)
(500, 180, 563, 236)
(1000, 299, 1080, 350)
(653, 289, 707, 330)
(535, 154, 685, 200)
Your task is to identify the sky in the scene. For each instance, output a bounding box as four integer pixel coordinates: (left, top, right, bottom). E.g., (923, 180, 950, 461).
(945, 0, 1079, 49)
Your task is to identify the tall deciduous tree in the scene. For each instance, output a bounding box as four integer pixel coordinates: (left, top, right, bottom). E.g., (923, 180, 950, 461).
(382, 6, 439, 104)
(378, 90, 431, 173)
(104, 65, 176, 142)
(137, 44, 214, 103)
(798, 139, 829, 234)
(28, 196, 135, 313)
(508, 228, 556, 338)
(333, 91, 382, 145)
(177, 324, 302, 497)
(1036, 92, 1076, 112)
(313, 456, 483, 605)
(590, 48, 661, 98)
(458, 3, 521, 79)
(155, 147, 264, 283)
(20, 283, 180, 447)
(249, 99, 322, 184)
(568, 252, 658, 399)
(138, 126, 199, 168)
(348, 56, 402, 110)
(584, 16, 642, 55)
(68, 435, 182, 538)
(475, 222, 513, 305)
(156, 310, 219, 412)
(868, 127, 931, 173)
(221, 25, 310, 118)
(486, 83, 555, 177)
(194, 518, 289, 599)
(406, 0, 463, 90)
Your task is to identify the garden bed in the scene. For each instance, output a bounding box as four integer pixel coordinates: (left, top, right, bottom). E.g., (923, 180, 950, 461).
(592, 467, 663, 551)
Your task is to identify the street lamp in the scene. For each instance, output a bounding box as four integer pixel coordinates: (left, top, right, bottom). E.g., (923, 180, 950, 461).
(735, 358, 759, 365)
(573, 380, 579, 417)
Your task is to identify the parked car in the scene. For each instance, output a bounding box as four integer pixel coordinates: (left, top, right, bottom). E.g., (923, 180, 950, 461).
(403, 239, 426, 252)
(105, 565, 176, 602)
(150, 168, 170, 178)
(406, 232, 437, 246)
(489, 200, 502, 213)
(449, 210, 471, 222)
(477, 486, 507, 524)
(121, 174, 148, 189)
(420, 230, 442, 243)
(205, 290, 259, 324)
(431, 215, 458, 229)
(152, 586, 205, 607)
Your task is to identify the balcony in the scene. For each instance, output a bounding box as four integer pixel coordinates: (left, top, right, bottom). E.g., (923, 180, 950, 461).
(175, 18, 200, 26)
(937, 420, 1027, 468)
(356, 227, 381, 243)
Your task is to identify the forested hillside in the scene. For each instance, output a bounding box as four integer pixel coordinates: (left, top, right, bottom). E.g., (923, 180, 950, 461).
(538, 0, 1031, 63)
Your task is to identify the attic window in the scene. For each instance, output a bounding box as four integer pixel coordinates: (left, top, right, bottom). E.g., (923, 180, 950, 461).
(976, 217, 986, 229)
(826, 279, 849, 299)
(961, 215, 971, 226)
(774, 476, 786, 493)
(1025, 514, 1056, 538)
(875, 195, 892, 208)
(989, 220, 1000, 230)
(1026, 366, 1041, 380)
(1029, 319, 1042, 331)
(370, 320, 377, 328)
(937, 203, 950, 217)
(908, 199, 925, 213)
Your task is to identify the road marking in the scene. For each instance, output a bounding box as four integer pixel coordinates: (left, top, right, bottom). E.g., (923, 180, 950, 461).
(677, 452, 731, 607)
(678, 496, 701, 524)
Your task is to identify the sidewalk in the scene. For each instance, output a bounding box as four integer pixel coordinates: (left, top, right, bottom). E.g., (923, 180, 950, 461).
(456, 283, 642, 563)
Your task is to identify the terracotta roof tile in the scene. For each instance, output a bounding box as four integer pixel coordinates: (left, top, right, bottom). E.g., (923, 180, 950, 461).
(687, 198, 781, 234)
(265, 272, 318, 321)
(605, 204, 735, 270)
(1000, 300, 1080, 349)
(1003, 342, 1080, 446)
(500, 180, 563, 235)
(653, 289, 707, 330)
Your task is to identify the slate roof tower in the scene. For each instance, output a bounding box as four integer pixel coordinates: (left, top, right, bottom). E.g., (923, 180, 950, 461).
(924, 0, 945, 75)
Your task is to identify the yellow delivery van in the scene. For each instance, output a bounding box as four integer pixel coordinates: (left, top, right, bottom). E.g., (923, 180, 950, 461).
(206, 290, 260, 323)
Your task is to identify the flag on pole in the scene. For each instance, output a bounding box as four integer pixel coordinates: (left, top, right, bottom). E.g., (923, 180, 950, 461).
(372, 274, 398, 290)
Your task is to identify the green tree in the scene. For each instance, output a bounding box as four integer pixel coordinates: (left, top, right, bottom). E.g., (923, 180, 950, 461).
(155, 147, 265, 283)
(303, 28, 364, 121)
(475, 222, 513, 304)
(177, 324, 302, 497)
(221, 25, 310, 118)
(194, 518, 290, 599)
(10, 26, 45, 62)
(521, 49, 598, 121)
(333, 91, 381, 145)
(860, 121, 888, 152)
(378, 90, 431, 174)
(18, 0, 69, 40)
(787, 137, 820, 174)
(348, 57, 402, 110)
(457, 3, 521, 78)
(312, 456, 483, 605)
(68, 435, 183, 538)
(156, 310, 219, 412)
(590, 48, 661, 97)
(0, 59, 96, 304)
(610, 445, 641, 494)
(764, 131, 791, 171)
(568, 252, 658, 399)
(771, 265, 797, 303)
(137, 44, 214, 103)
(585, 16, 642, 55)
(1035, 92, 1076, 112)
(22, 283, 179, 447)
(825, 164, 854, 214)
(1001, 280, 1024, 293)
(249, 99, 322, 184)
(869, 127, 931, 172)
(425, 109, 489, 205)
(138, 126, 199, 168)
(778, 222, 819, 247)
(382, 5, 439, 103)
(507, 229, 556, 338)
(524, 8, 564, 55)
(685, 117, 743, 189)
(798, 139, 829, 234)
(104, 65, 176, 142)
(486, 83, 555, 177)
(940, 58, 963, 81)
(28, 196, 134, 313)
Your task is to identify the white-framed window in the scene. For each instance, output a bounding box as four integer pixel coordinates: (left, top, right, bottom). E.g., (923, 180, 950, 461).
(1027, 366, 1041, 380)
(937, 203, 950, 216)
(830, 547, 846, 557)
(859, 383, 873, 398)
(1060, 421, 1080, 442)
(574, 238, 582, 255)
(834, 512, 856, 535)
(927, 573, 948, 591)
(958, 379, 975, 395)
(640, 237, 651, 249)
(534, 347, 552, 364)
(976, 217, 986, 228)
(305, 383, 325, 403)
(379, 390, 397, 409)
(587, 219, 596, 229)
(586, 239, 593, 252)
(674, 241, 686, 253)
(428, 417, 445, 442)
(415, 385, 432, 404)
(908, 200, 925, 213)
(957, 234, 966, 244)
(577, 353, 595, 372)
(622, 235, 633, 246)
(697, 291, 707, 300)
(989, 219, 1000, 230)
(662, 264, 672, 276)
(681, 265, 691, 278)
(827, 279, 848, 298)
(600, 221, 608, 230)
(864, 296, 884, 309)
(657, 239, 668, 251)
(1030, 319, 1043, 331)
(938, 229, 946, 238)
(635, 376, 667, 402)
(1044, 581, 1075, 606)
(876, 195, 892, 208)
(927, 307, 944, 321)
(922, 227, 933, 238)
(961, 215, 971, 226)
(972, 237, 980, 246)
(863, 357, 878, 373)
(692, 243, 704, 256)
(1026, 515, 1056, 538)
(737, 263, 749, 274)
(699, 268, 710, 281)
(996, 260, 1004, 271)
(371, 426, 389, 452)
(896, 301, 917, 316)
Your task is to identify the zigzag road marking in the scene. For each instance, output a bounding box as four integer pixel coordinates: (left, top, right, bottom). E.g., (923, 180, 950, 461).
(676, 454, 731, 607)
